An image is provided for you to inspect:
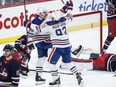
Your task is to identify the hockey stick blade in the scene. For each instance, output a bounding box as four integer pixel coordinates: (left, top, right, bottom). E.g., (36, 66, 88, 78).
(71, 45, 84, 58)
(29, 69, 73, 75)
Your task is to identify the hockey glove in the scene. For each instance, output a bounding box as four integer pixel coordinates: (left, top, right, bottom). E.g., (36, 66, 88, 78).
(60, 5, 67, 13)
(20, 45, 29, 54)
(20, 45, 26, 50)
(24, 19, 31, 28)
(66, 1, 73, 10)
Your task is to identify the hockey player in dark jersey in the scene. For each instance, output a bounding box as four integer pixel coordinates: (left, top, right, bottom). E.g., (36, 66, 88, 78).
(90, 53, 116, 72)
(14, 35, 34, 77)
(102, 0, 116, 54)
(0, 44, 20, 87)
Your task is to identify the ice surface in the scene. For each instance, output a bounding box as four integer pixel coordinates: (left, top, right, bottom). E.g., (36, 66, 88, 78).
(0, 26, 116, 87)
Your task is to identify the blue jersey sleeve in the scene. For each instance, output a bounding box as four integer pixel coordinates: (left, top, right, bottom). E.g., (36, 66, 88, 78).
(32, 16, 43, 25)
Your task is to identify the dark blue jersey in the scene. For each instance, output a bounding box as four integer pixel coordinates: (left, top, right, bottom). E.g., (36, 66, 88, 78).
(0, 56, 20, 86)
(106, 0, 116, 18)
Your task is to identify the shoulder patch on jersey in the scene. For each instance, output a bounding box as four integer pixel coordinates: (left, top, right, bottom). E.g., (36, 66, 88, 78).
(46, 21, 59, 25)
(60, 17, 66, 22)
(32, 16, 43, 25)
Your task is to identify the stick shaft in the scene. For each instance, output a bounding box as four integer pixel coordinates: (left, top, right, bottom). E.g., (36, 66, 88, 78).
(61, 0, 65, 4)
(24, 0, 27, 19)
(29, 69, 73, 75)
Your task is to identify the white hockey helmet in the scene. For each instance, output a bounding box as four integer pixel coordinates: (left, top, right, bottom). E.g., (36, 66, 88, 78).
(36, 7, 48, 19)
(50, 10, 61, 21)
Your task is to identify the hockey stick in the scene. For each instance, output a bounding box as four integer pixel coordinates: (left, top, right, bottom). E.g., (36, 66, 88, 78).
(61, 0, 73, 4)
(0, 82, 12, 87)
(23, 0, 28, 36)
(29, 69, 73, 75)
(0, 85, 10, 87)
(61, 0, 65, 4)
(23, 0, 27, 19)
(71, 45, 84, 58)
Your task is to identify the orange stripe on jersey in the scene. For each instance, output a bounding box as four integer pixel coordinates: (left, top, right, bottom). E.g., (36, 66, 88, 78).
(26, 21, 31, 28)
(48, 47, 56, 62)
(51, 71, 58, 75)
(51, 39, 70, 45)
(60, 9, 66, 13)
(27, 41, 33, 46)
(33, 36, 49, 40)
(52, 41, 69, 44)
(67, 6, 73, 9)
(36, 68, 43, 71)
(44, 39, 51, 43)
(27, 33, 33, 36)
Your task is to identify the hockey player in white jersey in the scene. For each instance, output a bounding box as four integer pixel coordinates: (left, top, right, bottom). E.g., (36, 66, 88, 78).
(26, 0, 83, 86)
(24, 5, 68, 85)
(24, 2, 83, 86)
(24, 7, 52, 84)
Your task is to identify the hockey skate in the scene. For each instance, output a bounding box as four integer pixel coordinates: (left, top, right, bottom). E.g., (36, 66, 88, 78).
(49, 77, 61, 87)
(35, 73, 46, 85)
(20, 65, 29, 79)
(20, 70, 28, 79)
(76, 72, 83, 85)
(71, 45, 84, 58)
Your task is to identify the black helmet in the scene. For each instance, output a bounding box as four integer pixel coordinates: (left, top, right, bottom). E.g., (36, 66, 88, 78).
(21, 35, 27, 39)
(21, 35, 27, 43)
(3, 44, 14, 51)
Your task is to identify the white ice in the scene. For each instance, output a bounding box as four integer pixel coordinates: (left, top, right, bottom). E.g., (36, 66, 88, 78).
(0, 26, 116, 87)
